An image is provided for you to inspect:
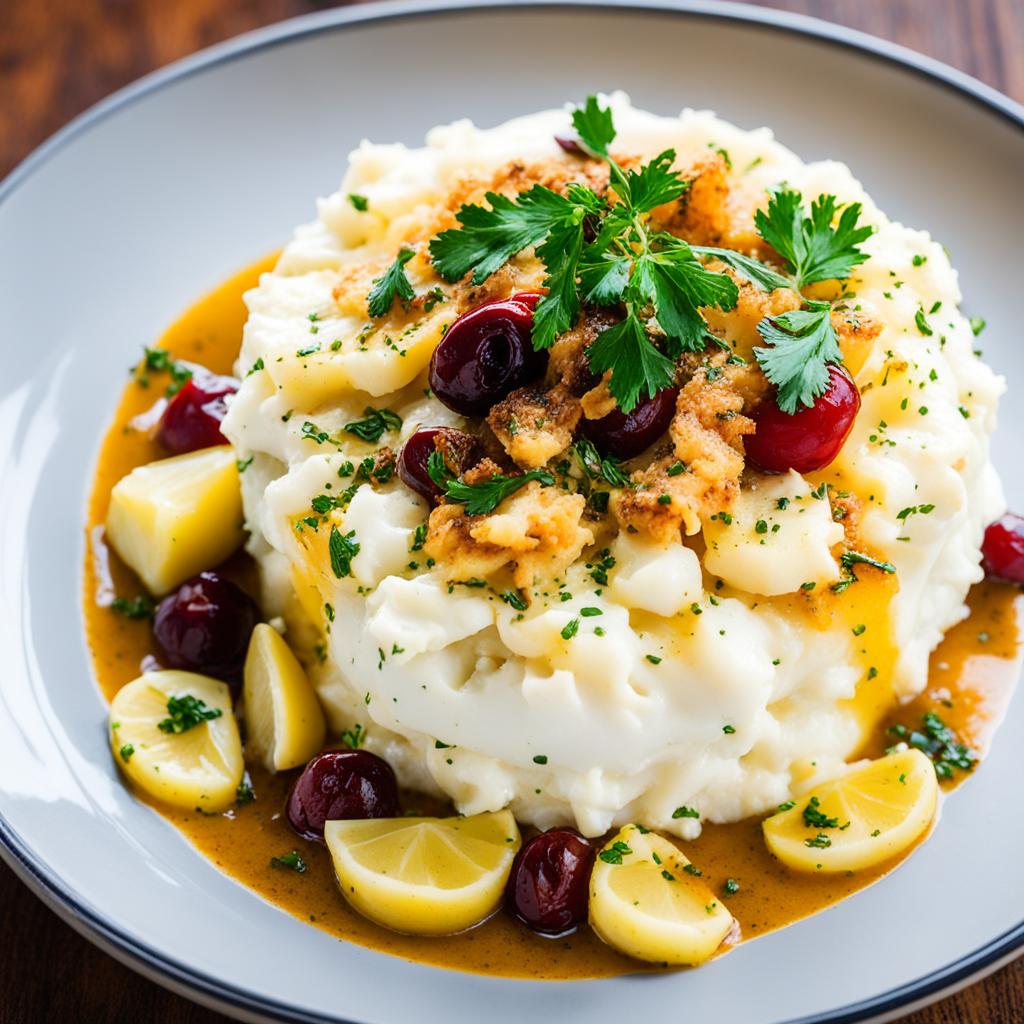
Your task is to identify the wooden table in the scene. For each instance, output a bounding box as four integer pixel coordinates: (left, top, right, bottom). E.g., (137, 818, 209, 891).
(1, 0, 1022, 1021)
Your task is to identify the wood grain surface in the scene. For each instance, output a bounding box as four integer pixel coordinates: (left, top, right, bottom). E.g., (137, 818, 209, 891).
(1, 1, 1022, 1021)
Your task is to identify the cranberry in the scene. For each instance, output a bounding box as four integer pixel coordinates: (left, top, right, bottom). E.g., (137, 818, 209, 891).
(286, 750, 399, 840)
(429, 293, 547, 415)
(505, 827, 595, 935)
(156, 369, 238, 454)
(582, 386, 678, 460)
(153, 571, 259, 685)
(982, 514, 1024, 584)
(746, 364, 861, 474)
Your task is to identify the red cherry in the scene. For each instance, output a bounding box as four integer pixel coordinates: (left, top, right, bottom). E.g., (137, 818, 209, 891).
(428, 293, 547, 415)
(156, 369, 238, 454)
(286, 751, 399, 841)
(153, 571, 259, 686)
(398, 427, 482, 504)
(504, 827, 595, 935)
(398, 428, 445, 503)
(981, 514, 1024, 584)
(582, 386, 678, 460)
(746, 364, 860, 474)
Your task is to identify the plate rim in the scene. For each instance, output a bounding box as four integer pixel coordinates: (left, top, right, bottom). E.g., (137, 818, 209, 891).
(2, 2, 1022, 1022)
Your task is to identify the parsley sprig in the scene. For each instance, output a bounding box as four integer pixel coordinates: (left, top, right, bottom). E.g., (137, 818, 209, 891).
(754, 188, 873, 289)
(430, 96, 740, 412)
(427, 451, 553, 515)
(751, 188, 874, 411)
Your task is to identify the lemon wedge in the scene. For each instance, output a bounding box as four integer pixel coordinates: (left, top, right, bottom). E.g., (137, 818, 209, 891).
(324, 810, 521, 935)
(763, 749, 938, 873)
(589, 825, 734, 966)
(109, 670, 244, 812)
(243, 623, 326, 772)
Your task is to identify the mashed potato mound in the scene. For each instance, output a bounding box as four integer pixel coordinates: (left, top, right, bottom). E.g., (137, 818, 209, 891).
(222, 96, 1004, 838)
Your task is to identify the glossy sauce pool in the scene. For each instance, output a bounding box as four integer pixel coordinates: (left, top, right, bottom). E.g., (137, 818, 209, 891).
(83, 259, 1024, 980)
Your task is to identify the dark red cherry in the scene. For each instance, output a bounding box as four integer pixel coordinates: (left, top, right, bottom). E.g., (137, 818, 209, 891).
(746, 364, 861, 474)
(153, 571, 259, 685)
(398, 427, 482, 503)
(429, 293, 548, 415)
(981, 514, 1024, 584)
(582, 386, 678, 460)
(505, 827, 595, 935)
(398, 428, 445, 503)
(286, 750, 399, 840)
(156, 369, 238, 454)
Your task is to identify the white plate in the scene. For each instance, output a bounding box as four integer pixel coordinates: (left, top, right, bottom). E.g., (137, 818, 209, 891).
(1, 2, 1022, 1022)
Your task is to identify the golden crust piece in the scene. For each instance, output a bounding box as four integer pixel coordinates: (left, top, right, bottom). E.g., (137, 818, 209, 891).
(830, 490, 865, 553)
(702, 266, 803, 359)
(650, 155, 731, 247)
(613, 362, 758, 542)
(424, 482, 594, 590)
(487, 385, 582, 470)
(832, 302, 883, 377)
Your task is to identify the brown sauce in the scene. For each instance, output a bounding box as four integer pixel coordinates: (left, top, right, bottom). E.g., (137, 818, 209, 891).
(83, 258, 1023, 980)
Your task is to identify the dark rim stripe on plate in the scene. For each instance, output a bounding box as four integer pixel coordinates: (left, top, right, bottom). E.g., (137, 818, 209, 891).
(0, 3, 1022, 1024)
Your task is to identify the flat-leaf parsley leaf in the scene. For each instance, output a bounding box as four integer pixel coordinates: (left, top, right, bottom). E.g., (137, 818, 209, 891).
(754, 300, 841, 413)
(367, 248, 416, 317)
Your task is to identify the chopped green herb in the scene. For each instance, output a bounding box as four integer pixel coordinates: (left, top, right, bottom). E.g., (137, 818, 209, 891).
(672, 806, 700, 820)
(573, 437, 630, 487)
(428, 450, 553, 515)
(340, 723, 365, 749)
(343, 406, 402, 443)
(598, 840, 633, 865)
(802, 795, 840, 830)
(157, 694, 222, 734)
(329, 525, 360, 579)
(501, 589, 529, 611)
(110, 595, 156, 620)
(270, 850, 307, 873)
(301, 421, 331, 445)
